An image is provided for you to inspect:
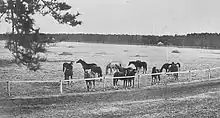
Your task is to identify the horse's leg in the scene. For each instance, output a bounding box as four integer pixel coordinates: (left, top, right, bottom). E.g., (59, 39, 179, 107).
(70, 75, 73, 84)
(151, 76, 153, 85)
(132, 78, 134, 88)
(86, 81, 89, 91)
(113, 78, 117, 88)
(158, 75, 161, 84)
(175, 73, 178, 80)
(151, 75, 155, 85)
(116, 79, 118, 86)
(64, 74, 68, 84)
(142, 67, 145, 74)
(93, 80, 95, 91)
(113, 79, 116, 87)
(128, 79, 131, 87)
(66, 75, 69, 85)
(89, 81, 92, 91)
(177, 73, 179, 80)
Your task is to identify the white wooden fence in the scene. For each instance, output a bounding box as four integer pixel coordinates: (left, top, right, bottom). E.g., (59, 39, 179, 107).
(1, 67, 220, 97)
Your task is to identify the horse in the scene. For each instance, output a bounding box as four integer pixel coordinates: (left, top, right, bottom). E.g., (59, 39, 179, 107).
(84, 69, 96, 91)
(128, 60, 147, 74)
(76, 59, 103, 78)
(63, 61, 74, 84)
(91, 66, 103, 77)
(113, 71, 126, 88)
(151, 67, 161, 85)
(124, 68, 136, 88)
(114, 65, 136, 88)
(76, 59, 97, 71)
(105, 61, 122, 75)
(160, 62, 181, 72)
(168, 62, 179, 80)
(160, 63, 171, 72)
(141, 61, 148, 74)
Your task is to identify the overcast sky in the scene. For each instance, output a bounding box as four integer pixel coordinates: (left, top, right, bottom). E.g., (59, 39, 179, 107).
(1, 0, 220, 35)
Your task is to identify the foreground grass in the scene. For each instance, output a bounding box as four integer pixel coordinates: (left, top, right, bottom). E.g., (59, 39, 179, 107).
(1, 91, 220, 118)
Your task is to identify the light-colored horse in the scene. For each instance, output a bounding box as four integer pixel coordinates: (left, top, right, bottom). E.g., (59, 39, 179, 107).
(105, 61, 123, 75)
(84, 69, 96, 91)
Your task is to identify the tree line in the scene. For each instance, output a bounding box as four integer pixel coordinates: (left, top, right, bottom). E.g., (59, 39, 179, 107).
(1, 32, 219, 49)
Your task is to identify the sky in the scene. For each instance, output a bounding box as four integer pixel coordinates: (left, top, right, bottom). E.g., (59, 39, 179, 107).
(1, 0, 220, 35)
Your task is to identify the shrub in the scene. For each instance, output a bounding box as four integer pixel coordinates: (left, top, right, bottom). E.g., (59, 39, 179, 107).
(172, 49, 180, 53)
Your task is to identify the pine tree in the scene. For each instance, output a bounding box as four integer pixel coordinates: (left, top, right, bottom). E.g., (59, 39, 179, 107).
(0, 0, 82, 71)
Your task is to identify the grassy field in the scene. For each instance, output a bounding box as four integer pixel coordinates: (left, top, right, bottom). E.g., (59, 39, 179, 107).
(1, 40, 220, 117)
(1, 81, 220, 118)
(1, 40, 220, 97)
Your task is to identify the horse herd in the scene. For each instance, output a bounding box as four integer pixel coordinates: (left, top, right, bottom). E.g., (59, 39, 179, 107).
(63, 59, 181, 91)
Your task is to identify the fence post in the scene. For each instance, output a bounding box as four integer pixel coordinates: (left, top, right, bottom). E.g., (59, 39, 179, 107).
(7, 81, 10, 97)
(208, 69, 211, 79)
(102, 76, 105, 91)
(60, 80, 63, 94)
(188, 70, 191, 81)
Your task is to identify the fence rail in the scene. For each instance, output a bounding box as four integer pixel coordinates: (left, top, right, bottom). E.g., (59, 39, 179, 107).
(1, 66, 220, 97)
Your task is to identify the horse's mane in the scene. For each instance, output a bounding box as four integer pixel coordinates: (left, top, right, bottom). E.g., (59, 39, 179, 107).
(115, 64, 124, 72)
(77, 59, 86, 64)
(128, 61, 138, 66)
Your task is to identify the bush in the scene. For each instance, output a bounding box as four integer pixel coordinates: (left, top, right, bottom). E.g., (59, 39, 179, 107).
(35, 52, 47, 62)
(172, 49, 180, 53)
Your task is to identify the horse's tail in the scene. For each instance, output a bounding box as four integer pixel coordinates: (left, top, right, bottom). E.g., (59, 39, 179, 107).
(100, 67, 103, 77)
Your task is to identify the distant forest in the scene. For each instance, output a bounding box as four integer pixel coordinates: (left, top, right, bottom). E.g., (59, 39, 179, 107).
(1, 33, 220, 49)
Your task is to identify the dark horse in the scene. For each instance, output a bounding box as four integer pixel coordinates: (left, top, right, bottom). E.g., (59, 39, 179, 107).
(76, 59, 102, 77)
(160, 62, 181, 72)
(128, 60, 147, 74)
(124, 68, 136, 88)
(63, 61, 74, 84)
(168, 62, 179, 80)
(76, 59, 97, 71)
(151, 67, 161, 85)
(113, 65, 136, 88)
(84, 69, 96, 91)
(160, 63, 171, 72)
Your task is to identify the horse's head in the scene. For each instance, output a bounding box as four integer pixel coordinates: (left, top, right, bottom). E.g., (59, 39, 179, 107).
(70, 61, 74, 65)
(76, 59, 83, 63)
(128, 61, 135, 66)
(128, 61, 131, 66)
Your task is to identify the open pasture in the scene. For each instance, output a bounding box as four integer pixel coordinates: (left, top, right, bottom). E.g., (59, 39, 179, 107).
(1, 40, 220, 97)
